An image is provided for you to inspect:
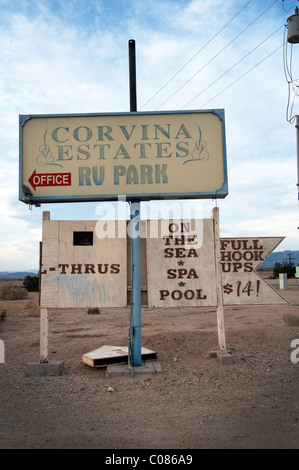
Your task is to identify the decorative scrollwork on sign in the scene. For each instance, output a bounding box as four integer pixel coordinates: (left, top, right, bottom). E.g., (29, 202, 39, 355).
(36, 129, 63, 168)
(183, 124, 209, 165)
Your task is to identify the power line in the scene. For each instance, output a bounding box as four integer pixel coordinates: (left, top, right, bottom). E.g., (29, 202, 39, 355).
(139, 0, 254, 110)
(155, 0, 280, 111)
(197, 43, 284, 109)
(182, 24, 284, 109)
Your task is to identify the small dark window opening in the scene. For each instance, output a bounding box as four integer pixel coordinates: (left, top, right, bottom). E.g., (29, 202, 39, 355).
(73, 231, 93, 246)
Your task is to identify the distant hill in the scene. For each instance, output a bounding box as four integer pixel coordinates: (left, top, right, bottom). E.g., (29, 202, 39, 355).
(0, 251, 298, 277)
(0, 271, 38, 280)
(259, 251, 299, 269)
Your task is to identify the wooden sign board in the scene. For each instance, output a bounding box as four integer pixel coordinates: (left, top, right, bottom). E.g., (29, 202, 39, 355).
(146, 221, 287, 307)
(40, 215, 287, 308)
(146, 219, 218, 307)
(221, 237, 287, 305)
(40, 214, 127, 308)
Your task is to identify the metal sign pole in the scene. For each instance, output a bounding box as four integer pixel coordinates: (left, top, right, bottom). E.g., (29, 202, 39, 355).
(129, 39, 137, 114)
(128, 39, 142, 367)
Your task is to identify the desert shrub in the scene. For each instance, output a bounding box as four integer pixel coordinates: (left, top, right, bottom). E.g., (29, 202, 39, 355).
(283, 313, 299, 326)
(23, 275, 39, 292)
(0, 309, 5, 332)
(0, 309, 6, 322)
(272, 262, 295, 279)
(87, 307, 101, 315)
(0, 283, 28, 300)
(25, 300, 39, 316)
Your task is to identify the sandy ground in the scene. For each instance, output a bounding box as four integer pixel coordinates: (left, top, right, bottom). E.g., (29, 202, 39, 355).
(0, 279, 298, 450)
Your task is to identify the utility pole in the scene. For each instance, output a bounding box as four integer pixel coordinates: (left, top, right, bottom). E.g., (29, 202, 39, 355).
(286, 7, 299, 198)
(286, 253, 294, 266)
(296, 115, 299, 200)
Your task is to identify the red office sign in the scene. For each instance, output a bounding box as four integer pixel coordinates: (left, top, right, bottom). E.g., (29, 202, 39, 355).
(28, 170, 71, 191)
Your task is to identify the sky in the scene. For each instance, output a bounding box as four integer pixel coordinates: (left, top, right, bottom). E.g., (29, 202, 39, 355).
(0, 0, 299, 271)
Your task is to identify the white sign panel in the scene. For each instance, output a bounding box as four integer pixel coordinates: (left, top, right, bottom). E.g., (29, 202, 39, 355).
(147, 224, 287, 307)
(220, 237, 287, 305)
(40, 218, 127, 308)
(147, 219, 217, 307)
(40, 215, 287, 308)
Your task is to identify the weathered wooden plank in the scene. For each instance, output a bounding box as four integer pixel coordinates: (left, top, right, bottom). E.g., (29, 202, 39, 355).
(40, 239, 59, 308)
(221, 237, 287, 305)
(82, 345, 157, 367)
(40, 308, 48, 363)
(40, 219, 127, 308)
(213, 207, 226, 353)
(147, 219, 217, 307)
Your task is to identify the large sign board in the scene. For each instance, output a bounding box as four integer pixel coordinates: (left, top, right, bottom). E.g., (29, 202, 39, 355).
(146, 222, 287, 307)
(39, 215, 287, 308)
(19, 110, 228, 203)
(40, 216, 127, 308)
(221, 237, 287, 305)
(146, 219, 218, 307)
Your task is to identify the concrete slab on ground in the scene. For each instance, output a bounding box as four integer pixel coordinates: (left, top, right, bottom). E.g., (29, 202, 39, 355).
(26, 360, 65, 377)
(106, 361, 162, 377)
(209, 350, 234, 364)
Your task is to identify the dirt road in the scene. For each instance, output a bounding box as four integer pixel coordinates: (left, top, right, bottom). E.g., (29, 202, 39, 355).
(0, 281, 298, 449)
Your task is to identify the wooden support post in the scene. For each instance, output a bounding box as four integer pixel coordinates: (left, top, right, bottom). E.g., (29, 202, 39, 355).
(213, 207, 227, 354)
(40, 308, 49, 363)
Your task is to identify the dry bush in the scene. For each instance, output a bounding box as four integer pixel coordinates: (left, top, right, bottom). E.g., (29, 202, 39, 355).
(25, 300, 39, 316)
(0, 283, 28, 300)
(0, 302, 6, 332)
(283, 313, 299, 326)
(87, 307, 101, 315)
(0, 310, 6, 321)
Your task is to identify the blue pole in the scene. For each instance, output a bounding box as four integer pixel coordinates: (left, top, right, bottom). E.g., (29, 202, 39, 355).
(128, 40, 141, 367)
(130, 201, 142, 366)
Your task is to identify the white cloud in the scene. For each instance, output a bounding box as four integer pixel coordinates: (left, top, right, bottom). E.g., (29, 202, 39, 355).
(0, 0, 298, 270)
